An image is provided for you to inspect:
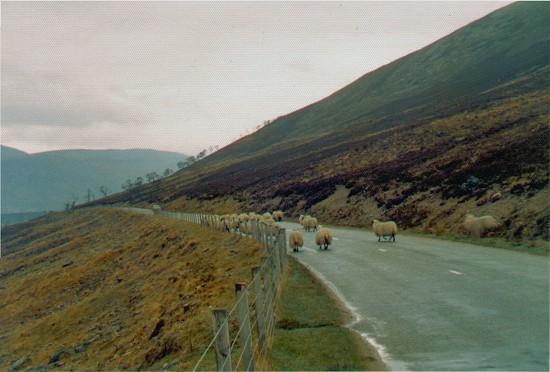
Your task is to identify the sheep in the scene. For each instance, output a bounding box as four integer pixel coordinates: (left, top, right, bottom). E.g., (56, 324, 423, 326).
(238, 213, 250, 223)
(272, 210, 284, 221)
(288, 229, 304, 252)
(303, 217, 318, 232)
(372, 219, 398, 242)
(262, 212, 273, 220)
(221, 215, 239, 233)
(299, 214, 309, 225)
(463, 214, 499, 237)
(315, 225, 333, 250)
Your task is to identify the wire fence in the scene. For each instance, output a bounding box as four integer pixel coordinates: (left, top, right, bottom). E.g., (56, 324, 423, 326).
(119, 205, 287, 371)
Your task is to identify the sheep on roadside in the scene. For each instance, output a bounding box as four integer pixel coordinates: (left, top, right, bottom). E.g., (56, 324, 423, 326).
(288, 229, 304, 252)
(315, 225, 333, 250)
(463, 214, 499, 237)
(303, 217, 318, 232)
(272, 210, 284, 221)
(372, 219, 398, 242)
(221, 215, 239, 233)
(238, 213, 250, 223)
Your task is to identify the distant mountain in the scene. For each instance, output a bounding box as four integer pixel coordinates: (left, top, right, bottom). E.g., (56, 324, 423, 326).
(91, 2, 549, 241)
(1, 147, 187, 213)
(1, 145, 29, 161)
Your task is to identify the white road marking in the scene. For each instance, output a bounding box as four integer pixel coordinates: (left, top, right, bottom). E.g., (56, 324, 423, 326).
(333, 237, 339, 241)
(378, 249, 387, 252)
(449, 270, 462, 275)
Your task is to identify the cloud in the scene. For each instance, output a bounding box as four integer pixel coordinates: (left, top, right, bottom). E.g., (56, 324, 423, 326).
(1, 1, 513, 155)
(1, 64, 154, 128)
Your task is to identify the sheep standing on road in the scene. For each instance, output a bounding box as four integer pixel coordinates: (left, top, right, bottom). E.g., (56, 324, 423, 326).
(372, 219, 398, 242)
(315, 226, 333, 250)
(288, 229, 304, 252)
(463, 214, 499, 237)
(302, 217, 319, 232)
(272, 210, 284, 221)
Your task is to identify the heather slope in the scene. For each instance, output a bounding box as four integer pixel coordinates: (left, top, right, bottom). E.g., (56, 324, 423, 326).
(88, 2, 549, 243)
(0, 208, 263, 370)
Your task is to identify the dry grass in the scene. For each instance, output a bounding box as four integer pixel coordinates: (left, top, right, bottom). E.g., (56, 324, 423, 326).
(0, 208, 264, 371)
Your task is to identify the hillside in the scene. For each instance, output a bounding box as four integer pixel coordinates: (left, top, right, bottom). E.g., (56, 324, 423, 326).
(88, 2, 549, 242)
(1, 147, 187, 214)
(0, 208, 265, 370)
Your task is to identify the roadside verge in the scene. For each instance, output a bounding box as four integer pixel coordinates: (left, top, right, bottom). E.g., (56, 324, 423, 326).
(266, 256, 387, 370)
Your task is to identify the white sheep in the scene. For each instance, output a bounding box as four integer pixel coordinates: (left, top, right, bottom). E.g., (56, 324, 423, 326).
(372, 219, 398, 242)
(315, 225, 333, 250)
(463, 214, 499, 237)
(302, 217, 318, 232)
(272, 210, 284, 221)
(238, 213, 250, 223)
(288, 229, 304, 252)
(221, 215, 239, 233)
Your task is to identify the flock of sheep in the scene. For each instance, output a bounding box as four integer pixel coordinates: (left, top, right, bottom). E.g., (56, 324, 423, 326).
(287, 215, 334, 251)
(208, 210, 285, 234)
(208, 209, 499, 252)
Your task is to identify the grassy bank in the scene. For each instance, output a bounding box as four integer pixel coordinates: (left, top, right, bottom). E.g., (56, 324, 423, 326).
(0, 208, 265, 371)
(266, 256, 387, 371)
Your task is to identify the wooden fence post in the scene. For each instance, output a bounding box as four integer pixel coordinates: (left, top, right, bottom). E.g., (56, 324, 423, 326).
(235, 283, 254, 371)
(252, 267, 266, 355)
(211, 308, 232, 371)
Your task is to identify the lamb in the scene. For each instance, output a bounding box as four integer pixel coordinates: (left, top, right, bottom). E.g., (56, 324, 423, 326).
(272, 210, 284, 221)
(372, 219, 398, 242)
(463, 214, 499, 237)
(315, 225, 333, 250)
(302, 217, 318, 232)
(288, 229, 304, 252)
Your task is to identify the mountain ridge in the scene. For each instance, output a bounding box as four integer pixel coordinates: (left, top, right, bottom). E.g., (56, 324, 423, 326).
(88, 2, 549, 241)
(1, 146, 188, 214)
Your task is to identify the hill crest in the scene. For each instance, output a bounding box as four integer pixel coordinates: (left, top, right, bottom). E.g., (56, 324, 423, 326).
(88, 2, 549, 241)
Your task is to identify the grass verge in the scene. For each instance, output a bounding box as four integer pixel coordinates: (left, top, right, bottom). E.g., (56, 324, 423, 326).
(266, 256, 387, 371)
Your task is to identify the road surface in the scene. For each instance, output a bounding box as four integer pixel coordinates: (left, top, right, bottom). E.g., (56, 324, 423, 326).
(280, 222, 549, 371)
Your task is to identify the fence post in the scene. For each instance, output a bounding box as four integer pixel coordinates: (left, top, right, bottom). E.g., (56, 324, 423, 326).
(235, 283, 255, 371)
(251, 267, 266, 355)
(278, 228, 287, 273)
(211, 308, 232, 371)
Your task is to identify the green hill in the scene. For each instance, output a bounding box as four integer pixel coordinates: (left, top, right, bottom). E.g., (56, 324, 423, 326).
(90, 2, 549, 242)
(1, 147, 187, 214)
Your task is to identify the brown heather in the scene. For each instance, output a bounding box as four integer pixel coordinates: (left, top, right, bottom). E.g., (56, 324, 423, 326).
(0, 208, 263, 371)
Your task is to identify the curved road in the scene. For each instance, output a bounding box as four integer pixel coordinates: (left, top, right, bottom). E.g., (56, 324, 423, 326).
(280, 222, 549, 371)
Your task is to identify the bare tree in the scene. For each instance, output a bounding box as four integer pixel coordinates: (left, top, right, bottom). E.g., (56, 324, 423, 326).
(122, 179, 134, 190)
(163, 168, 174, 178)
(64, 194, 79, 217)
(85, 188, 95, 202)
(99, 185, 109, 197)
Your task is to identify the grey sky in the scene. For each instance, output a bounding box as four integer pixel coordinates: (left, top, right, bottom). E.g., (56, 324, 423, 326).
(1, 1, 512, 155)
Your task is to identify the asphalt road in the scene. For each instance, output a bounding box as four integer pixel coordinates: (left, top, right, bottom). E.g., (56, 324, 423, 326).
(280, 222, 549, 371)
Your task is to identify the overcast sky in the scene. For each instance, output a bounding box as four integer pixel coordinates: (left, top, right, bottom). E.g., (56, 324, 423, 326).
(1, 1, 512, 156)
